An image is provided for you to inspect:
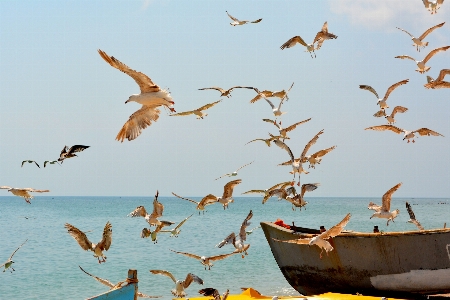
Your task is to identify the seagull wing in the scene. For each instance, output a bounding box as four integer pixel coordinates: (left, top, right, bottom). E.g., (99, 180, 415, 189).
(278, 159, 296, 166)
(26, 188, 49, 193)
(150, 198, 164, 219)
(368, 202, 382, 211)
(396, 27, 414, 38)
(169, 110, 195, 117)
(265, 98, 275, 109)
(198, 87, 225, 93)
(436, 69, 450, 81)
(225, 11, 239, 22)
(59, 145, 68, 158)
(98, 49, 160, 93)
(208, 252, 236, 262)
(242, 189, 265, 195)
(262, 118, 281, 129)
(300, 129, 324, 160)
(183, 273, 204, 288)
(239, 210, 253, 241)
(196, 100, 222, 111)
(321, 21, 329, 34)
(128, 206, 148, 218)
(273, 139, 294, 161)
(250, 18, 262, 24)
(395, 55, 417, 62)
(171, 192, 199, 205)
(272, 237, 311, 245)
(67, 145, 90, 154)
(198, 288, 219, 297)
(8, 239, 28, 261)
(405, 202, 416, 220)
(235, 161, 254, 172)
(65, 223, 93, 251)
(222, 179, 242, 198)
(215, 173, 232, 180)
(0, 186, 12, 190)
(319, 213, 351, 240)
(116, 106, 161, 142)
(382, 183, 402, 212)
(423, 46, 450, 64)
(216, 232, 236, 248)
(373, 109, 387, 117)
(359, 85, 379, 99)
(149, 270, 177, 283)
(413, 128, 444, 137)
(199, 194, 218, 206)
(383, 79, 409, 100)
(169, 249, 202, 261)
(365, 125, 404, 134)
(280, 36, 307, 50)
(418, 22, 445, 40)
(300, 183, 320, 198)
(97, 221, 112, 251)
(391, 106, 408, 117)
(310, 146, 337, 160)
(79, 266, 115, 288)
(173, 214, 193, 230)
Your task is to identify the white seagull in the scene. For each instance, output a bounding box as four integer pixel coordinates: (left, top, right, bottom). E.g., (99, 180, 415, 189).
(395, 46, 450, 74)
(171, 192, 217, 214)
(273, 213, 351, 258)
(160, 214, 193, 237)
(215, 161, 254, 180)
(424, 69, 450, 89)
(284, 183, 320, 210)
(263, 118, 311, 140)
(1, 239, 27, 273)
(359, 79, 409, 110)
(98, 49, 175, 142)
(226, 11, 262, 26)
(281, 35, 318, 58)
(368, 183, 402, 226)
(423, 0, 444, 14)
(265, 98, 286, 123)
(169, 249, 236, 270)
(373, 106, 408, 124)
(128, 190, 166, 226)
(170, 100, 221, 119)
(0, 186, 50, 204)
(149, 270, 203, 298)
(406, 202, 424, 230)
(216, 210, 253, 258)
(396, 22, 445, 52)
(365, 125, 444, 143)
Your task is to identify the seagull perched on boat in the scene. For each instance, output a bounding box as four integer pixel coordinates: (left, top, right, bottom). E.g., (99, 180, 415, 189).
(368, 183, 402, 226)
(171, 192, 217, 214)
(0, 186, 50, 204)
(226, 11, 262, 26)
(281, 35, 318, 58)
(216, 210, 253, 258)
(284, 183, 320, 210)
(150, 270, 203, 298)
(395, 46, 450, 74)
(1, 239, 27, 273)
(65, 221, 112, 263)
(313, 21, 338, 49)
(128, 190, 168, 227)
(302, 146, 337, 169)
(365, 125, 444, 143)
(424, 69, 450, 89)
(169, 249, 236, 270)
(79, 266, 160, 298)
(160, 214, 193, 237)
(170, 100, 222, 119)
(141, 220, 175, 243)
(21, 160, 40, 168)
(423, 0, 444, 14)
(58, 145, 90, 163)
(359, 79, 409, 110)
(198, 86, 252, 98)
(373, 106, 408, 125)
(242, 181, 291, 204)
(396, 22, 445, 52)
(273, 213, 351, 259)
(98, 49, 175, 142)
(215, 161, 253, 180)
(44, 160, 61, 168)
(406, 202, 424, 230)
(274, 129, 324, 186)
(245, 133, 289, 147)
(199, 288, 229, 300)
(263, 118, 311, 140)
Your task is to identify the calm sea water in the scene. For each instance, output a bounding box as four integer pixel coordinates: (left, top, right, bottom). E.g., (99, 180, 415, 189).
(0, 196, 449, 299)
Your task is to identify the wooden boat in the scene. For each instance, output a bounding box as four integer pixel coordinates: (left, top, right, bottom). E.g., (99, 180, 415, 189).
(87, 269, 138, 300)
(261, 221, 450, 298)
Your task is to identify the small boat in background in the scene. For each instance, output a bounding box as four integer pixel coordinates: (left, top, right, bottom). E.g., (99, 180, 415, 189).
(87, 269, 138, 300)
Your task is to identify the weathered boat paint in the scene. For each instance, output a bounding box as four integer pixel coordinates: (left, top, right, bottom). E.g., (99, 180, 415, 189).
(87, 269, 138, 300)
(261, 221, 450, 298)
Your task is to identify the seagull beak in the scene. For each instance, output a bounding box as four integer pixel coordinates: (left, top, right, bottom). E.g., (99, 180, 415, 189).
(125, 100, 129, 104)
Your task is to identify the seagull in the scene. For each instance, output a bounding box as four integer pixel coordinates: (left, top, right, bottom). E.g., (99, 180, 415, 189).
(424, 69, 450, 89)
(395, 46, 450, 74)
(241, 181, 292, 204)
(0, 186, 50, 204)
(396, 22, 445, 52)
(215, 161, 254, 180)
(263, 118, 311, 140)
(272, 82, 295, 101)
(198, 86, 252, 98)
(265, 98, 286, 123)
(141, 220, 175, 243)
(169, 249, 236, 270)
(368, 183, 402, 226)
(284, 183, 320, 210)
(215, 179, 243, 209)
(98, 49, 175, 142)
(44, 160, 61, 168)
(281, 35, 318, 58)
(249, 83, 294, 103)
(245, 133, 289, 147)
(171, 192, 217, 214)
(65, 221, 112, 263)
(406, 202, 424, 230)
(373, 106, 408, 124)
(226, 11, 262, 26)
(365, 125, 444, 143)
(79, 266, 160, 298)
(216, 210, 253, 258)
(423, 0, 444, 14)
(359, 79, 409, 110)
(273, 213, 351, 258)
(160, 214, 193, 237)
(21, 160, 40, 168)
(313, 21, 338, 49)
(169, 100, 221, 119)
(1, 239, 27, 273)
(302, 145, 337, 169)
(58, 145, 90, 163)
(199, 288, 229, 300)
(150, 270, 203, 298)
(274, 129, 324, 186)
(128, 191, 168, 227)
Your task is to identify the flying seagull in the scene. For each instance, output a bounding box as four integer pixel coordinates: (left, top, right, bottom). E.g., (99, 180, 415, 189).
(424, 69, 450, 89)
(128, 190, 167, 227)
(226, 11, 262, 26)
(249, 83, 294, 103)
(215, 161, 254, 180)
(169, 100, 221, 119)
(281, 35, 318, 58)
(406, 202, 424, 230)
(302, 145, 337, 169)
(169, 249, 236, 270)
(245, 133, 289, 147)
(396, 22, 445, 52)
(359, 79, 409, 110)
(65, 221, 112, 263)
(373, 106, 408, 124)
(1, 239, 27, 273)
(171, 192, 217, 214)
(423, 0, 444, 14)
(58, 145, 90, 163)
(263, 118, 311, 140)
(79, 266, 160, 298)
(216, 210, 253, 258)
(150, 270, 203, 298)
(160, 214, 193, 237)
(0, 186, 50, 204)
(98, 49, 175, 142)
(141, 220, 175, 243)
(273, 213, 351, 258)
(214, 179, 242, 209)
(199, 288, 229, 300)
(368, 183, 402, 226)
(272, 82, 295, 101)
(284, 183, 320, 210)
(198, 86, 252, 98)
(21, 160, 40, 168)
(313, 21, 338, 49)
(241, 181, 292, 204)
(365, 125, 444, 143)
(44, 160, 61, 168)
(395, 46, 450, 74)
(265, 98, 286, 123)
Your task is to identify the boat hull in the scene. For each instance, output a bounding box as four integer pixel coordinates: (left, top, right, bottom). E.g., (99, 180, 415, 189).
(261, 222, 450, 297)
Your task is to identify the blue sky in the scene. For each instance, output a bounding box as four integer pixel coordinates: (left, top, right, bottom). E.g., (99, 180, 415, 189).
(0, 0, 449, 197)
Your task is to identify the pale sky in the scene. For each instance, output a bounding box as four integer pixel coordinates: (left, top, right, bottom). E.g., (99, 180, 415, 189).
(0, 1, 449, 198)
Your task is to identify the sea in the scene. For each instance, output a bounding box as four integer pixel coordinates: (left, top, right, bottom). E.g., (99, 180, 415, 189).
(0, 195, 449, 300)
